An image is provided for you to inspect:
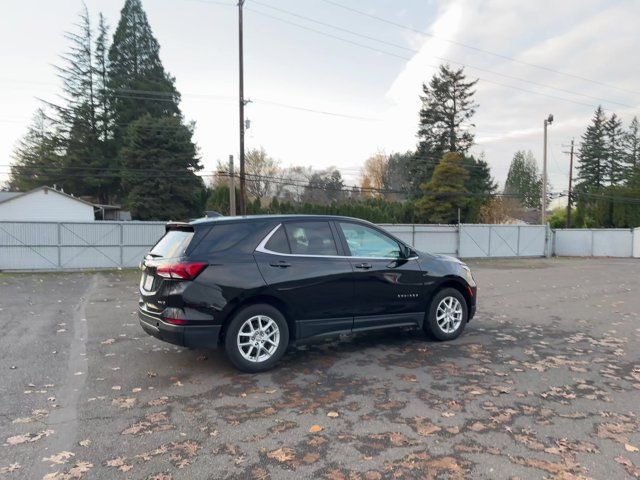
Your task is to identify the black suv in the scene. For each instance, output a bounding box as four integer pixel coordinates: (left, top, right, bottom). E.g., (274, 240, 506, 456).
(138, 215, 477, 372)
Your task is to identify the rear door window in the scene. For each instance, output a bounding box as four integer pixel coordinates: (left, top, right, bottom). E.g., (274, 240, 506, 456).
(284, 222, 338, 256)
(149, 231, 193, 258)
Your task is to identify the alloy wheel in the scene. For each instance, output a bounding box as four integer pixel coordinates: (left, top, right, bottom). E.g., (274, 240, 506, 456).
(237, 315, 280, 363)
(436, 296, 463, 334)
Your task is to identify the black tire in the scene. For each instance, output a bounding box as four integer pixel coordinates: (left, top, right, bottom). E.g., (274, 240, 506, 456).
(224, 303, 289, 373)
(424, 288, 468, 341)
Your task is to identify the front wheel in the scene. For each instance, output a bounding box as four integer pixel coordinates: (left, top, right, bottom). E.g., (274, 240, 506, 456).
(224, 304, 289, 373)
(425, 288, 468, 341)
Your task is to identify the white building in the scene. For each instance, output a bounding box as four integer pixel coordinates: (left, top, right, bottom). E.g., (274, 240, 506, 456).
(0, 186, 95, 222)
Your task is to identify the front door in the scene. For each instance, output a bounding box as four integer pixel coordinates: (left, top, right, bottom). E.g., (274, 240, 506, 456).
(254, 220, 354, 340)
(335, 221, 425, 332)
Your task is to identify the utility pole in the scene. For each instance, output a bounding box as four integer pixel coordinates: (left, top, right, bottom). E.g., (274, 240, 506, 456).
(238, 0, 247, 215)
(542, 114, 554, 224)
(565, 139, 574, 228)
(228, 155, 236, 216)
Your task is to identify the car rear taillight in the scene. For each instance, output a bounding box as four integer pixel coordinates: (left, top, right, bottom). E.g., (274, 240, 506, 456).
(156, 262, 207, 280)
(164, 317, 189, 325)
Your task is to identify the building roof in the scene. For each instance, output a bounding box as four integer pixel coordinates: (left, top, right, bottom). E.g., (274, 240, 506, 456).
(0, 186, 96, 208)
(0, 192, 21, 203)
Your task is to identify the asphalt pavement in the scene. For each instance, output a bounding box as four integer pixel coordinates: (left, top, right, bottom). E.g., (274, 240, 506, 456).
(1, 258, 639, 479)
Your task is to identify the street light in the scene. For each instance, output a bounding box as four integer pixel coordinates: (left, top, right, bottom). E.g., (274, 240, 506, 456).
(542, 114, 553, 224)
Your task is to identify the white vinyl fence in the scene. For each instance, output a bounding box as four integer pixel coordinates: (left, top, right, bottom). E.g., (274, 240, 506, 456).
(553, 228, 638, 257)
(0, 221, 165, 270)
(383, 224, 548, 258)
(1, 221, 638, 271)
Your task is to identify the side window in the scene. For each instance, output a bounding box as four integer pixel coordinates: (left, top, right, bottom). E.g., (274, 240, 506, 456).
(284, 222, 338, 256)
(264, 225, 291, 254)
(199, 223, 254, 253)
(339, 222, 402, 258)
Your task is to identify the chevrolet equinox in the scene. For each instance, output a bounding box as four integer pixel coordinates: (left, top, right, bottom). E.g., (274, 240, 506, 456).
(138, 215, 477, 372)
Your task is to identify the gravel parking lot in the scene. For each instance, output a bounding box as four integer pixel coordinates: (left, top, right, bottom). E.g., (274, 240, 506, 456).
(1, 258, 639, 479)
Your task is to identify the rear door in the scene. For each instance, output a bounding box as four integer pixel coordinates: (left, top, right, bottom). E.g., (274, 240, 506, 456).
(336, 221, 425, 331)
(139, 224, 201, 315)
(254, 220, 355, 340)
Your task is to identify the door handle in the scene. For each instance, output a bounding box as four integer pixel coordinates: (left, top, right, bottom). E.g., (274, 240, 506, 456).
(269, 260, 291, 268)
(355, 262, 373, 270)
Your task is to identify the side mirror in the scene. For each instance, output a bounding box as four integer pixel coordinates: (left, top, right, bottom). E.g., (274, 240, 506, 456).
(400, 244, 411, 259)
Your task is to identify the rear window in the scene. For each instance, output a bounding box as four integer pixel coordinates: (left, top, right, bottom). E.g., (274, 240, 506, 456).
(149, 231, 193, 258)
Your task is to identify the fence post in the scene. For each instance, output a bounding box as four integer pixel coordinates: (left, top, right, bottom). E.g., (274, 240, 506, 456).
(457, 223, 462, 257)
(57, 222, 62, 268)
(591, 230, 595, 257)
(487, 225, 492, 257)
(516, 226, 521, 256)
(412, 224, 415, 248)
(119, 223, 124, 267)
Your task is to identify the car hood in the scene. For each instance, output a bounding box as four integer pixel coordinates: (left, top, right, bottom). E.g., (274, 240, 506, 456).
(429, 253, 463, 264)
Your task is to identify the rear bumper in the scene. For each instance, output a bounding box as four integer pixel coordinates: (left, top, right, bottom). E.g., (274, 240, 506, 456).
(138, 308, 222, 349)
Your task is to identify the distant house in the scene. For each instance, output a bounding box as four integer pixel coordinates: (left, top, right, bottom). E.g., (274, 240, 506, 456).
(0, 186, 96, 222)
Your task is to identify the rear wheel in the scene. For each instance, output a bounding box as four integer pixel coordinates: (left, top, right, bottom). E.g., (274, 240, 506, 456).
(425, 288, 467, 341)
(224, 304, 289, 373)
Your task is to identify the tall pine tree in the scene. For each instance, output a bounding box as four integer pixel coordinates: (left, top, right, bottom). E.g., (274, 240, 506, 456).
(108, 0, 201, 218)
(577, 106, 607, 191)
(107, 0, 181, 143)
(604, 113, 626, 186)
(409, 65, 478, 196)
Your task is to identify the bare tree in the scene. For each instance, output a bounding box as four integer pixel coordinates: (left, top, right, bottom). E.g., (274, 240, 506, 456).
(245, 148, 280, 203)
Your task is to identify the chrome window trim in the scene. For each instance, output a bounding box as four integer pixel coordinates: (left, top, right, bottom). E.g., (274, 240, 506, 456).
(255, 223, 419, 261)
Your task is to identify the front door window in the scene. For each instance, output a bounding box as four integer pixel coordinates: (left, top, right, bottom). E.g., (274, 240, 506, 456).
(339, 222, 402, 258)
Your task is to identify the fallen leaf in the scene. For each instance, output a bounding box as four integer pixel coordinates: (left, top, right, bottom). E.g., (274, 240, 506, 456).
(5, 429, 54, 446)
(42, 451, 75, 465)
(267, 447, 295, 463)
(625, 444, 639, 453)
(327, 411, 339, 418)
(309, 424, 323, 433)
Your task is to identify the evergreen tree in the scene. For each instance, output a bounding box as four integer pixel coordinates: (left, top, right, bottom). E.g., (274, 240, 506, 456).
(416, 152, 470, 223)
(383, 151, 413, 201)
(504, 150, 542, 208)
(94, 13, 112, 144)
(302, 169, 345, 205)
(624, 116, 639, 177)
(108, 0, 180, 143)
(9, 109, 64, 191)
(462, 154, 497, 221)
(411, 65, 478, 194)
(576, 106, 607, 191)
(120, 115, 203, 220)
(604, 113, 626, 185)
(46, 4, 119, 202)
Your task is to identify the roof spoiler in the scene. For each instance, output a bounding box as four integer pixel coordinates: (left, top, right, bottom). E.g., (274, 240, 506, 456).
(165, 222, 194, 232)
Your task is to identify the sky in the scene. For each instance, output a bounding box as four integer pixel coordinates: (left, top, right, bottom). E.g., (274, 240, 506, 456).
(1, 0, 639, 192)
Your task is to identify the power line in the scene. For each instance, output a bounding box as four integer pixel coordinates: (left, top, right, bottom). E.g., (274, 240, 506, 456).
(248, 0, 635, 110)
(317, 0, 640, 97)
(7, 167, 640, 205)
(245, 8, 610, 110)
